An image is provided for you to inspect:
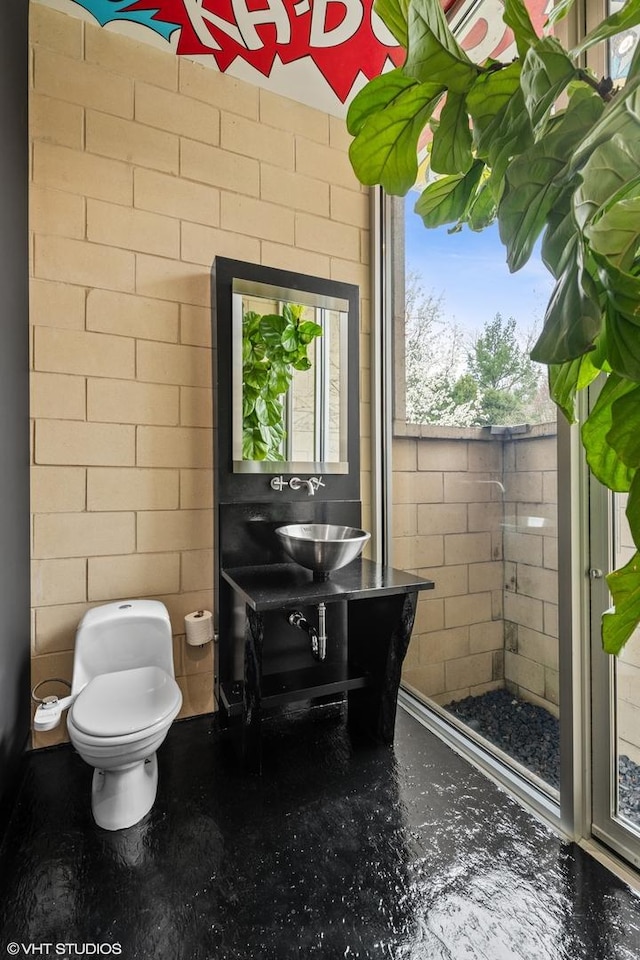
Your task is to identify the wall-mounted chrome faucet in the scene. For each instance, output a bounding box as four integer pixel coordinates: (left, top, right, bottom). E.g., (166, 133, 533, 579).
(290, 476, 319, 496)
(270, 475, 325, 496)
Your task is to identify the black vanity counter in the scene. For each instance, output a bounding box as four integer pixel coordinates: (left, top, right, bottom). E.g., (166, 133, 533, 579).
(221, 557, 434, 612)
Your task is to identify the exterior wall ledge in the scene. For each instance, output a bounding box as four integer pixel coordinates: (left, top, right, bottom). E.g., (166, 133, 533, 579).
(393, 419, 558, 442)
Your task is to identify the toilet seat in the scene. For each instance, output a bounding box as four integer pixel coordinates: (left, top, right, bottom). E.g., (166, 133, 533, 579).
(71, 666, 182, 738)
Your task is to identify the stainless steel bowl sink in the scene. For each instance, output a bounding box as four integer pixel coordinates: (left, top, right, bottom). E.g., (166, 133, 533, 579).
(275, 523, 370, 580)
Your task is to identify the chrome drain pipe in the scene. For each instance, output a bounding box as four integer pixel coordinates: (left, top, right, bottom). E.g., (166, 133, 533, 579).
(317, 602, 327, 661)
(288, 606, 327, 662)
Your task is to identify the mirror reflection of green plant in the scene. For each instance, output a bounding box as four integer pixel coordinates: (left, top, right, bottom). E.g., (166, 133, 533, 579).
(242, 302, 323, 461)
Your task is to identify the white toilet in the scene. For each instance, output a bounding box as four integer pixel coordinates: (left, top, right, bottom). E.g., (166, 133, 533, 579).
(67, 599, 183, 831)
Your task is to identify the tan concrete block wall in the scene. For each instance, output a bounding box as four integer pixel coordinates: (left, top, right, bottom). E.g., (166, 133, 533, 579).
(397, 427, 560, 716)
(395, 434, 505, 705)
(502, 431, 559, 716)
(29, 2, 371, 747)
(619, 653, 640, 765)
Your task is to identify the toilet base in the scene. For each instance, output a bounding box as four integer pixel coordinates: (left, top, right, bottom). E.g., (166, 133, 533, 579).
(91, 754, 158, 831)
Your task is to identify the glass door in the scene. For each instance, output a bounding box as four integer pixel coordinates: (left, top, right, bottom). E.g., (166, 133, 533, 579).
(590, 486, 640, 870)
(586, 0, 640, 873)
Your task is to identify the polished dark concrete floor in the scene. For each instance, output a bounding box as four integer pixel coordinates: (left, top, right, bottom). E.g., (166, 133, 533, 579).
(1, 705, 640, 959)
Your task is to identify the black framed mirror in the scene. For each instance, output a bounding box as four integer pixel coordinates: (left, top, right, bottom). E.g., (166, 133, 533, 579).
(212, 258, 360, 503)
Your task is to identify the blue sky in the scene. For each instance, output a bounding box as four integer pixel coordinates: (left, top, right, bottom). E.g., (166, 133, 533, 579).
(404, 193, 555, 339)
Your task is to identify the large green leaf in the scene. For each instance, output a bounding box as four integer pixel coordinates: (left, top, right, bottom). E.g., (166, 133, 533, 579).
(587, 192, 640, 272)
(574, 133, 640, 230)
(520, 37, 578, 131)
(603, 551, 640, 654)
(499, 160, 562, 272)
(607, 383, 640, 467)
(346, 70, 418, 137)
(243, 334, 265, 364)
(626, 472, 640, 550)
(467, 179, 497, 231)
(373, 0, 409, 48)
(242, 428, 269, 461)
(581, 373, 637, 490)
(598, 262, 640, 325)
(503, 0, 539, 58)
(242, 310, 261, 335)
(280, 324, 299, 354)
(259, 314, 287, 343)
(546, 0, 578, 26)
(531, 241, 602, 363)
(405, 0, 480, 93)
(414, 161, 484, 227)
(569, 73, 640, 176)
(499, 89, 605, 271)
(268, 362, 290, 395)
(484, 89, 535, 201)
(430, 92, 473, 174)
(291, 355, 312, 371)
(298, 320, 323, 344)
(467, 63, 523, 159)
(588, 187, 640, 378)
(604, 301, 640, 380)
(541, 183, 579, 279)
(572, 0, 640, 57)
(243, 362, 269, 390)
(282, 302, 304, 323)
(548, 350, 603, 422)
(348, 82, 444, 194)
(254, 396, 283, 427)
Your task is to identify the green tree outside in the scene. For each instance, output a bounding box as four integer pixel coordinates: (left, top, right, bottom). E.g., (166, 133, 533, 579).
(405, 274, 554, 426)
(466, 313, 541, 425)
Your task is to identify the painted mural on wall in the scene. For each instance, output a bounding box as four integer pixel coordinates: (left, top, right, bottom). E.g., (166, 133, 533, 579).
(54, 0, 404, 112)
(47, 0, 549, 115)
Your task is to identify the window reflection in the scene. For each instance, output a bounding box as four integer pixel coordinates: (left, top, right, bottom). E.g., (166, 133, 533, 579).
(608, 1, 638, 81)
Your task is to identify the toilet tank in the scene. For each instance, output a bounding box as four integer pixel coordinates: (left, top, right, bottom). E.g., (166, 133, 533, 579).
(72, 600, 176, 693)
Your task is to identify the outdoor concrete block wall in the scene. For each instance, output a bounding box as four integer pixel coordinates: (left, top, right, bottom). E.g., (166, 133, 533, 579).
(29, 1, 372, 748)
(619, 639, 640, 765)
(395, 430, 507, 705)
(396, 425, 560, 716)
(503, 428, 559, 716)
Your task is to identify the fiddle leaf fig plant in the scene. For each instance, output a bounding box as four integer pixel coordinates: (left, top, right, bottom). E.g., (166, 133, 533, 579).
(242, 303, 323, 461)
(347, 0, 640, 654)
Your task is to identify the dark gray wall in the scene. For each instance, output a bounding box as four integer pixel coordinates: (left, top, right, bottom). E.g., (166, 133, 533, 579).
(0, 0, 31, 814)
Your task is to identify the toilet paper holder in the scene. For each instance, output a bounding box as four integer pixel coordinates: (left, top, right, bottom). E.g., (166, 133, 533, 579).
(184, 609, 215, 646)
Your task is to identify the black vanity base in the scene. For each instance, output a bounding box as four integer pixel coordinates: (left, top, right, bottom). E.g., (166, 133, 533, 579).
(239, 596, 417, 772)
(220, 559, 431, 773)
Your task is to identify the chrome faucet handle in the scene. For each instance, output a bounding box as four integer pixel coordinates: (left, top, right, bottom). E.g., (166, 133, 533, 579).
(270, 476, 289, 492)
(310, 476, 325, 492)
(289, 476, 314, 495)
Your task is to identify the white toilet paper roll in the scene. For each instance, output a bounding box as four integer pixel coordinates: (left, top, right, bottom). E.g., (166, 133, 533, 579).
(185, 609, 214, 646)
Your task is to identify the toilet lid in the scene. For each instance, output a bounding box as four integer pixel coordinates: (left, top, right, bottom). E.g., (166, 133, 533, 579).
(71, 666, 181, 737)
